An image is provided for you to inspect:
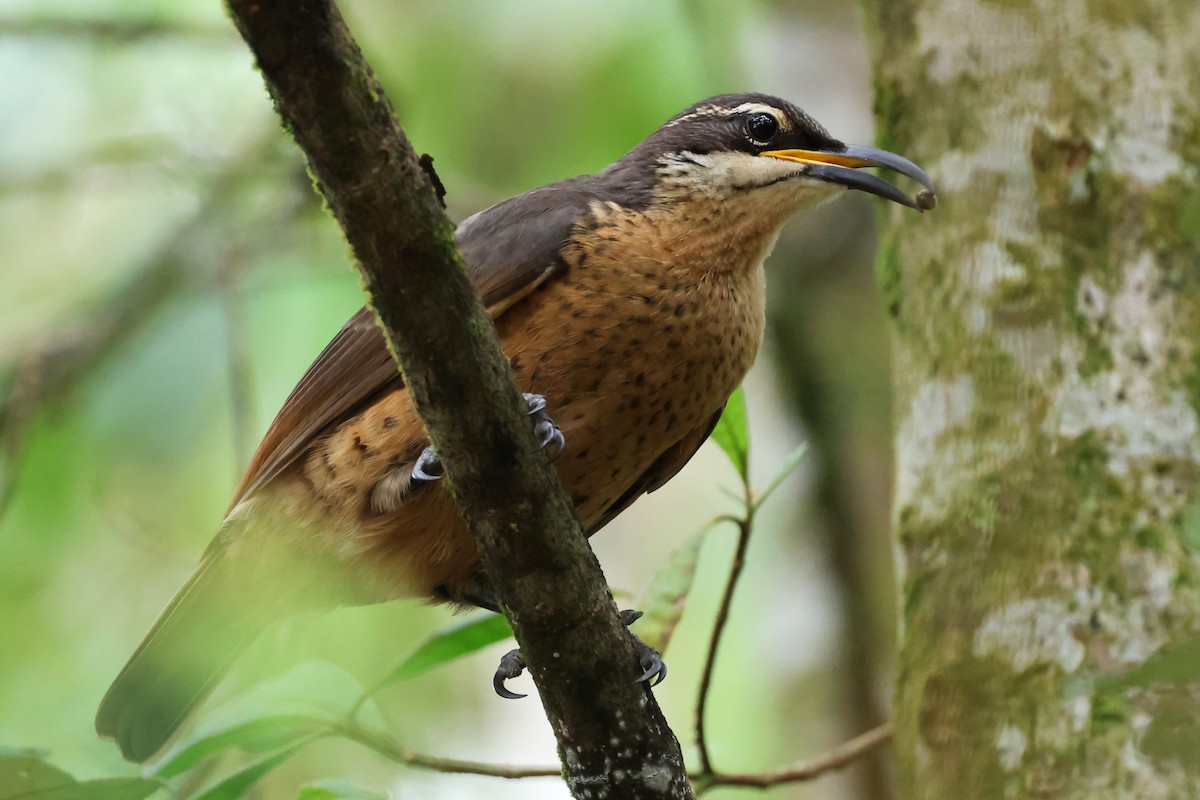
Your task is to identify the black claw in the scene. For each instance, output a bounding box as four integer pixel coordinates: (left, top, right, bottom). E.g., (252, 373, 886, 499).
(535, 421, 566, 460)
(489, 606, 666, 698)
(411, 447, 444, 482)
(523, 393, 548, 415)
(493, 648, 527, 700)
(635, 644, 668, 687)
(524, 393, 565, 459)
(619, 608, 667, 688)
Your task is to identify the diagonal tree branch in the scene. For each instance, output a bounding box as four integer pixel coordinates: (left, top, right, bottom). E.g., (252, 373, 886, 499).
(221, 1, 692, 797)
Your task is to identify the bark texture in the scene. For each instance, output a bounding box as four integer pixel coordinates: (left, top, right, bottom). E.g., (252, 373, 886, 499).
(223, 2, 692, 797)
(860, 0, 1200, 797)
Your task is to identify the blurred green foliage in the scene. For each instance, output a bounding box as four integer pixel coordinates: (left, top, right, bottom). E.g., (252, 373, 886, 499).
(0, 1, 890, 798)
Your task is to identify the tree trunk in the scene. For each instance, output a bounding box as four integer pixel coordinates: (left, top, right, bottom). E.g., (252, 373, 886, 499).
(860, 0, 1200, 797)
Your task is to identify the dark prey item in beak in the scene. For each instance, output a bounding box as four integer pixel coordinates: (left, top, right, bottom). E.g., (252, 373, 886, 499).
(762, 143, 938, 212)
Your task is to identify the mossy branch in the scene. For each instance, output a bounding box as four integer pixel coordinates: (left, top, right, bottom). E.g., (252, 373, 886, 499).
(221, 1, 692, 797)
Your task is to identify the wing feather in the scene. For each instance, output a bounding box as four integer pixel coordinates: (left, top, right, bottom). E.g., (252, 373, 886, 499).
(228, 182, 599, 510)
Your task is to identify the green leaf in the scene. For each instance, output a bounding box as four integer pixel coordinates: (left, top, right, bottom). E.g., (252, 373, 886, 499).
(0, 752, 73, 796)
(0, 747, 50, 760)
(368, 613, 513, 695)
(296, 780, 387, 800)
(751, 442, 807, 511)
(25, 779, 163, 800)
(0, 752, 161, 800)
(185, 738, 315, 800)
(154, 715, 329, 779)
(158, 661, 379, 779)
(710, 387, 749, 480)
(633, 530, 707, 653)
(208, 660, 381, 730)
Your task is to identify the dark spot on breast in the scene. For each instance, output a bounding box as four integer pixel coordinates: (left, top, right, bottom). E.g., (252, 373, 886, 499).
(511, 355, 523, 370)
(354, 435, 369, 454)
(673, 304, 685, 317)
(571, 493, 589, 507)
(383, 416, 397, 428)
(322, 451, 336, 476)
(635, 372, 646, 387)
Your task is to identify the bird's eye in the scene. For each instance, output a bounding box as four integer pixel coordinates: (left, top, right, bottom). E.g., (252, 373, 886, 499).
(746, 113, 779, 143)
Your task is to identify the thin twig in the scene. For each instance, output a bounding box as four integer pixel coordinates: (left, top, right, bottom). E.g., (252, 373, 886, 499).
(335, 721, 561, 780)
(336, 717, 889, 788)
(0, 17, 236, 42)
(703, 724, 893, 789)
(694, 481, 756, 774)
(418, 154, 447, 209)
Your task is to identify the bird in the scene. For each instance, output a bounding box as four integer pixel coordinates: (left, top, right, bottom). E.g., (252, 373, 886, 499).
(96, 92, 935, 763)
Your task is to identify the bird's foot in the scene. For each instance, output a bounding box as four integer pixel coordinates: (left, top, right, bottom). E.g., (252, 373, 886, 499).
(411, 393, 563, 484)
(619, 609, 668, 686)
(523, 392, 565, 460)
(493, 648, 528, 700)
(411, 446, 444, 482)
(493, 607, 665, 699)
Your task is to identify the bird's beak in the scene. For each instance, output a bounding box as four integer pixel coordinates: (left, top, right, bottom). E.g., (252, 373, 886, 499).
(761, 144, 937, 212)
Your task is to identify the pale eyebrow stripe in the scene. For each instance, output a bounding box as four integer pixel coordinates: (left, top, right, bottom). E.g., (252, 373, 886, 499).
(663, 102, 791, 131)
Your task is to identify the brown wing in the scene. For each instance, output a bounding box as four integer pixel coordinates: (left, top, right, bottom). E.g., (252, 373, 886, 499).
(228, 308, 400, 508)
(228, 181, 603, 511)
(586, 405, 726, 536)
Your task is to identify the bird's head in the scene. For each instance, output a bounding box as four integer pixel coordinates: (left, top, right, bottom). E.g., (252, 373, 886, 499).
(609, 93, 936, 219)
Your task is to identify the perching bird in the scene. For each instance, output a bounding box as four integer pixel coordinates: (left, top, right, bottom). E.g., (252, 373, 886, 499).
(96, 92, 935, 762)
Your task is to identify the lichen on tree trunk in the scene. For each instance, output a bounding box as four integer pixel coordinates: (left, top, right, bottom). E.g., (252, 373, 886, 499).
(859, 0, 1200, 796)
